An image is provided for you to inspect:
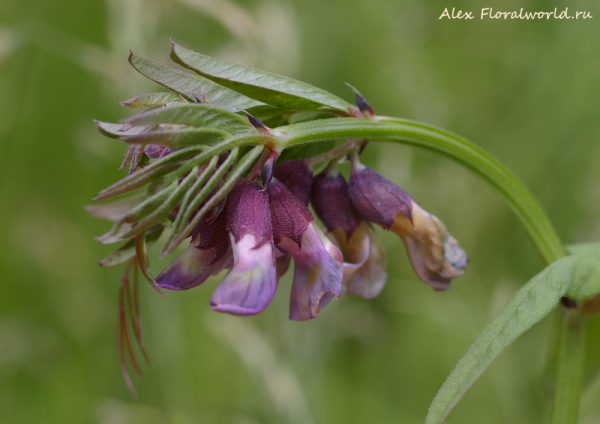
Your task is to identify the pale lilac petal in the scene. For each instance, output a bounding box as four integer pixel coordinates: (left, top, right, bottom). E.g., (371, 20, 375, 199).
(157, 240, 231, 290)
(210, 234, 277, 315)
(345, 235, 387, 299)
(391, 203, 467, 291)
(279, 223, 343, 321)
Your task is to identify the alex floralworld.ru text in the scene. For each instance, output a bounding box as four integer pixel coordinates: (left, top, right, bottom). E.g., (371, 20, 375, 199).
(440, 7, 592, 20)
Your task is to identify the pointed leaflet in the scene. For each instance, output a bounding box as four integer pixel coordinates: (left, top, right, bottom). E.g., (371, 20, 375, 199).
(96, 121, 228, 148)
(94, 145, 205, 201)
(129, 52, 263, 110)
(127, 103, 253, 135)
(170, 41, 355, 113)
(165, 145, 264, 254)
(426, 252, 600, 424)
(121, 92, 182, 108)
(99, 225, 164, 267)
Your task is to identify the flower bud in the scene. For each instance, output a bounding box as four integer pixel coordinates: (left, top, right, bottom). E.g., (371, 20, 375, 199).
(348, 165, 412, 227)
(311, 169, 361, 237)
(273, 160, 314, 206)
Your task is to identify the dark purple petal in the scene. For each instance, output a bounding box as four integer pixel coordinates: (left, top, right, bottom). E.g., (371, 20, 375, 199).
(192, 205, 230, 265)
(311, 170, 361, 237)
(273, 160, 313, 206)
(226, 182, 272, 247)
(348, 165, 412, 228)
(276, 254, 291, 281)
(210, 233, 277, 315)
(278, 223, 343, 321)
(156, 239, 231, 290)
(268, 179, 313, 247)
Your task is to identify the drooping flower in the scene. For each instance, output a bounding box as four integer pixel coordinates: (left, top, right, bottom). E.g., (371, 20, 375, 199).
(311, 167, 387, 298)
(268, 178, 343, 320)
(348, 163, 468, 291)
(156, 206, 231, 290)
(209, 182, 277, 315)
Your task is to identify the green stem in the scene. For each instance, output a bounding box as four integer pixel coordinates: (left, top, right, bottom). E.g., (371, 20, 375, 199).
(550, 310, 586, 424)
(274, 116, 566, 264)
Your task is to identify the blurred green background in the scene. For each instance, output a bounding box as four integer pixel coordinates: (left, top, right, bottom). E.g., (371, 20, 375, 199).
(1, 0, 600, 422)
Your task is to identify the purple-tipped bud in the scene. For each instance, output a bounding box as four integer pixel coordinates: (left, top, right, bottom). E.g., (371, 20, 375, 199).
(157, 208, 231, 290)
(210, 183, 277, 315)
(346, 83, 375, 118)
(311, 169, 362, 238)
(242, 111, 269, 133)
(273, 160, 314, 206)
(144, 144, 171, 158)
(349, 166, 467, 290)
(267, 179, 342, 320)
(348, 165, 413, 227)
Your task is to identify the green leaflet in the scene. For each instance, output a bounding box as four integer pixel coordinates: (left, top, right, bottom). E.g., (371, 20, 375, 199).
(96, 181, 177, 244)
(129, 52, 263, 111)
(121, 166, 200, 239)
(166, 145, 264, 253)
(121, 92, 183, 108)
(162, 149, 239, 256)
(85, 193, 145, 221)
(99, 225, 164, 267)
(94, 146, 205, 201)
(426, 252, 600, 424)
(96, 120, 229, 148)
(170, 41, 354, 113)
(127, 103, 253, 135)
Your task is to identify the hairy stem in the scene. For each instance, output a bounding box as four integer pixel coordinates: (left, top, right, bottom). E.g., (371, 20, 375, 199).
(274, 116, 566, 264)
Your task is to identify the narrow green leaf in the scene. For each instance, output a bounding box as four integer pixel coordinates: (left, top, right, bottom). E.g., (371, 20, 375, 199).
(121, 166, 200, 239)
(118, 128, 229, 148)
(127, 103, 253, 135)
(170, 41, 354, 113)
(99, 225, 164, 267)
(96, 181, 176, 244)
(129, 52, 263, 110)
(94, 145, 206, 201)
(162, 148, 238, 255)
(85, 193, 144, 221)
(121, 92, 183, 108)
(95, 120, 148, 139)
(166, 145, 264, 253)
(427, 254, 600, 424)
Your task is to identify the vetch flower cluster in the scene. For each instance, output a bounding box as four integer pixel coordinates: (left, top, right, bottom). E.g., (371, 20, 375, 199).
(89, 42, 468, 393)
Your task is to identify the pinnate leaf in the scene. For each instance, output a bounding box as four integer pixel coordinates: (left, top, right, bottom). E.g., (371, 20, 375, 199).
(170, 41, 355, 113)
(427, 251, 600, 424)
(129, 52, 263, 111)
(127, 103, 253, 135)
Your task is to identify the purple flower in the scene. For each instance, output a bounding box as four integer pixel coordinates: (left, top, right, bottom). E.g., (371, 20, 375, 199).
(156, 208, 231, 290)
(348, 164, 468, 291)
(210, 182, 277, 315)
(157, 176, 343, 320)
(311, 168, 387, 298)
(268, 178, 343, 320)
